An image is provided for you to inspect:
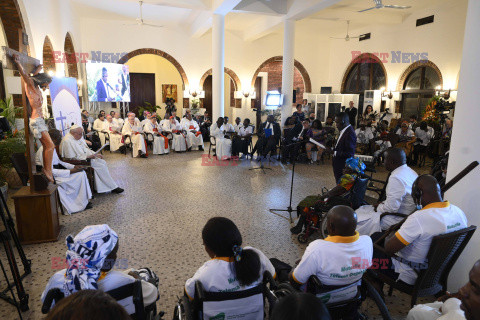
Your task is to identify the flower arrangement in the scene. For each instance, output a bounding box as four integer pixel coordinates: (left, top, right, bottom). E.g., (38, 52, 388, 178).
(422, 96, 441, 125)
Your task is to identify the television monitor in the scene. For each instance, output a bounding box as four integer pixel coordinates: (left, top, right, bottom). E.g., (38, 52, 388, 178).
(86, 62, 130, 102)
(265, 91, 283, 109)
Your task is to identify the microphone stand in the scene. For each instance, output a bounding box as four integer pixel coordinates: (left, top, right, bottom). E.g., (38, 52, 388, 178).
(269, 140, 304, 223)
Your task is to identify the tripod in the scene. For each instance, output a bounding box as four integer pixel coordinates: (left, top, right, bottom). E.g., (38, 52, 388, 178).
(0, 191, 31, 318)
(269, 140, 303, 223)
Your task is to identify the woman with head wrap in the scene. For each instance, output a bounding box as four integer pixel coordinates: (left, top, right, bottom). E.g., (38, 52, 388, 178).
(291, 157, 366, 234)
(41, 225, 159, 315)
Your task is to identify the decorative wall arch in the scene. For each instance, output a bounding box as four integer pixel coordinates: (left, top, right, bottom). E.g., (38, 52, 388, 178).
(396, 60, 443, 91)
(118, 48, 189, 89)
(250, 56, 312, 92)
(199, 67, 242, 91)
(341, 53, 388, 93)
(42, 36, 56, 73)
(0, 0, 26, 52)
(64, 32, 78, 78)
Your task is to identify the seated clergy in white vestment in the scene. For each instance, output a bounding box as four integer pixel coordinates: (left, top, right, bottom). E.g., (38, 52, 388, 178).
(36, 130, 92, 214)
(42, 225, 159, 315)
(93, 113, 107, 146)
(113, 111, 124, 129)
(181, 113, 204, 151)
(60, 125, 124, 194)
(122, 114, 147, 158)
(144, 116, 169, 155)
(162, 116, 186, 152)
(103, 115, 124, 152)
(210, 117, 232, 160)
(355, 148, 418, 235)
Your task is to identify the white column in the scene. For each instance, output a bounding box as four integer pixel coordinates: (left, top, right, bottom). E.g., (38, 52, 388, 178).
(281, 19, 295, 127)
(445, 0, 480, 290)
(212, 13, 225, 121)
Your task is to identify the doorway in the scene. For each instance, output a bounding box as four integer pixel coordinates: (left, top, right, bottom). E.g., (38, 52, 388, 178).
(203, 75, 213, 117)
(130, 73, 156, 115)
(401, 90, 435, 119)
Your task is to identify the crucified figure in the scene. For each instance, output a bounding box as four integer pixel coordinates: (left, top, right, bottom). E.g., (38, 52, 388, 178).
(12, 53, 55, 183)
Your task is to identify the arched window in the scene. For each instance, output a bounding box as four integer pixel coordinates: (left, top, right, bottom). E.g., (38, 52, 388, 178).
(403, 66, 441, 90)
(342, 54, 386, 93)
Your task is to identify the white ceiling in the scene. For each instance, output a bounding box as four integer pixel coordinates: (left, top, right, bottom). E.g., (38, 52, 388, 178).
(71, 0, 456, 40)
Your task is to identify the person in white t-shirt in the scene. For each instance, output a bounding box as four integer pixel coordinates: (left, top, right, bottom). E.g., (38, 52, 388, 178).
(289, 205, 373, 289)
(411, 121, 434, 166)
(185, 217, 276, 300)
(232, 118, 253, 158)
(371, 175, 467, 290)
(356, 148, 418, 235)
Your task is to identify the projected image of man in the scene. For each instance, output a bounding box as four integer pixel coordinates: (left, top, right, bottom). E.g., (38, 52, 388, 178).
(96, 67, 112, 102)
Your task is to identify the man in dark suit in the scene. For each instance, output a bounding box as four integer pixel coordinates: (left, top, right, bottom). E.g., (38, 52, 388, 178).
(282, 118, 306, 164)
(95, 67, 111, 102)
(252, 114, 281, 160)
(330, 112, 356, 183)
(346, 101, 357, 128)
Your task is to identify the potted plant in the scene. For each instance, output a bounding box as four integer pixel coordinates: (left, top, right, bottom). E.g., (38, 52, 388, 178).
(138, 102, 160, 117)
(0, 97, 23, 130)
(191, 97, 200, 116)
(0, 134, 26, 199)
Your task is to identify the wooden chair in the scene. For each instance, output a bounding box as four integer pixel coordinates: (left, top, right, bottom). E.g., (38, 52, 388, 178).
(208, 136, 216, 157)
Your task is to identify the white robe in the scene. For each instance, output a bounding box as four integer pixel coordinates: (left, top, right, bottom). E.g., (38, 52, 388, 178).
(103, 121, 123, 152)
(113, 118, 124, 129)
(36, 146, 92, 214)
(144, 121, 169, 155)
(210, 123, 231, 160)
(121, 121, 146, 157)
(60, 133, 119, 193)
(162, 120, 186, 152)
(93, 119, 106, 145)
(356, 164, 418, 235)
(182, 119, 204, 150)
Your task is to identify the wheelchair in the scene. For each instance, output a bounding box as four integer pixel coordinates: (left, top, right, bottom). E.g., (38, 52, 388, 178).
(173, 272, 277, 320)
(41, 280, 163, 320)
(296, 176, 370, 243)
(273, 276, 391, 320)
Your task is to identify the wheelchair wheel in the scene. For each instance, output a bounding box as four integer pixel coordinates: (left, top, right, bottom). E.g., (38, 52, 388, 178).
(320, 217, 329, 239)
(173, 296, 194, 320)
(362, 279, 392, 320)
(274, 283, 297, 299)
(297, 233, 308, 244)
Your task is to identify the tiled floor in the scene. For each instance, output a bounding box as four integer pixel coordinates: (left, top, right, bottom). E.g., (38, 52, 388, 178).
(0, 146, 431, 319)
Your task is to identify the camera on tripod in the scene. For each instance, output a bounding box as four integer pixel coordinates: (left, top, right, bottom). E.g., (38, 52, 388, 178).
(435, 98, 455, 115)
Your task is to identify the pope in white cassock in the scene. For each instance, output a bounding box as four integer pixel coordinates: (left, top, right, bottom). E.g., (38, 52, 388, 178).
(210, 117, 231, 160)
(93, 114, 107, 146)
(162, 116, 186, 152)
(144, 117, 169, 155)
(103, 115, 124, 152)
(122, 114, 147, 158)
(60, 125, 124, 194)
(36, 144, 92, 214)
(181, 113, 204, 151)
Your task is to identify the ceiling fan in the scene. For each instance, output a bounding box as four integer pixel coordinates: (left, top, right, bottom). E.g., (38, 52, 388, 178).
(358, 0, 411, 12)
(123, 1, 164, 28)
(330, 21, 360, 41)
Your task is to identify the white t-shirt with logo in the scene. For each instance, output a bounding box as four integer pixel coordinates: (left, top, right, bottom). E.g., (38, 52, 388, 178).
(185, 246, 275, 299)
(292, 232, 373, 286)
(394, 201, 468, 285)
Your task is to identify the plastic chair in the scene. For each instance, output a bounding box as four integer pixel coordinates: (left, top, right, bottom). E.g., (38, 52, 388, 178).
(369, 225, 477, 307)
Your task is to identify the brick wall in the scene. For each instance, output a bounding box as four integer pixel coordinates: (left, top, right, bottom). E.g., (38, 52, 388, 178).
(259, 60, 305, 107)
(64, 33, 78, 78)
(43, 36, 56, 73)
(0, 0, 24, 52)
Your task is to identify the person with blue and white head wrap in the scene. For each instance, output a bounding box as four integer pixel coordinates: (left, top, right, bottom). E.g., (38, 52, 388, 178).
(41, 224, 159, 315)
